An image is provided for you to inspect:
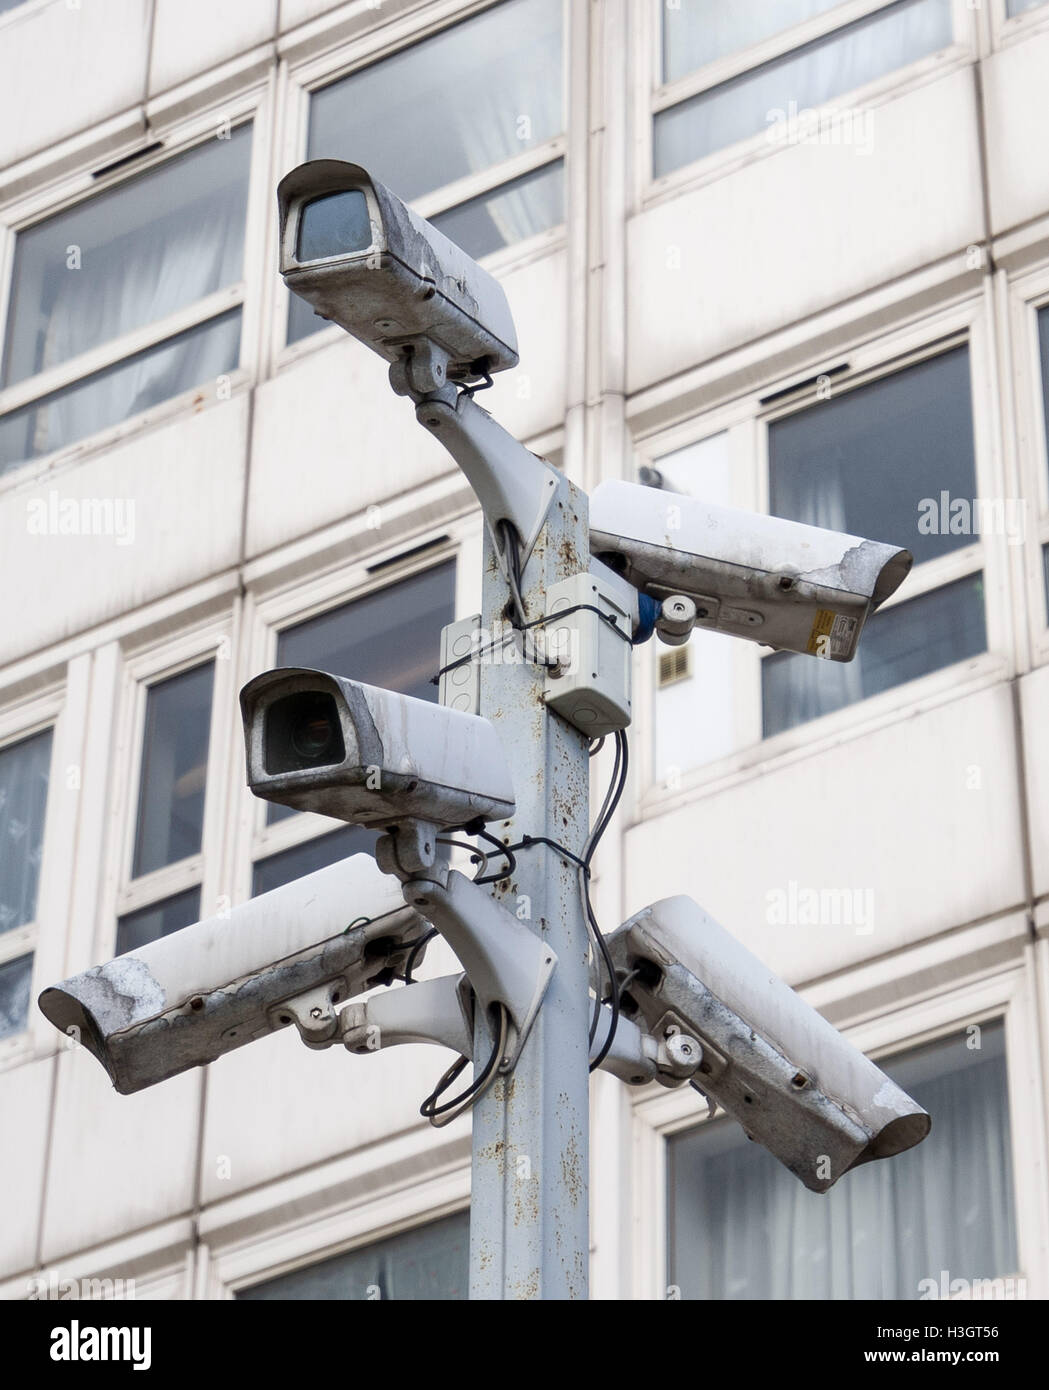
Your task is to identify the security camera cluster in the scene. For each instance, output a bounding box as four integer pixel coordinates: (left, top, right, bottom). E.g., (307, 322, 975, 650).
(38, 161, 927, 1205)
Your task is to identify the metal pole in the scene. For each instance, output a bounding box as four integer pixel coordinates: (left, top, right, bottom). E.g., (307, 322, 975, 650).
(468, 478, 592, 1300)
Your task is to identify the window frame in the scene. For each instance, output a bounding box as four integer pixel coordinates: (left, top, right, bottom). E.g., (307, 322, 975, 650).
(0, 85, 274, 490)
(241, 525, 470, 900)
(0, 687, 61, 1061)
(635, 0, 975, 207)
(990, 0, 1049, 50)
(629, 950, 1048, 1300)
(206, 1151, 471, 1299)
(632, 295, 1010, 816)
(1005, 264, 1049, 668)
(103, 615, 238, 958)
(273, 0, 570, 371)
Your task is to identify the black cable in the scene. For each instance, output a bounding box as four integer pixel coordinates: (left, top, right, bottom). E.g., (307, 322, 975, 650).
(402, 928, 438, 986)
(472, 826, 517, 884)
(587, 730, 630, 1072)
(420, 1005, 508, 1126)
(584, 731, 623, 1046)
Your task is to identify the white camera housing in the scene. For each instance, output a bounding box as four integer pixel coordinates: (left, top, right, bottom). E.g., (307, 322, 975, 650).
(609, 897, 930, 1193)
(277, 159, 518, 385)
(37, 855, 428, 1095)
(589, 480, 911, 661)
(240, 667, 516, 830)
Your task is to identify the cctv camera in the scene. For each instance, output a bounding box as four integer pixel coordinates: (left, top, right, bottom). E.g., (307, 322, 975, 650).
(609, 897, 930, 1193)
(589, 480, 912, 661)
(240, 667, 515, 831)
(37, 855, 429, 1095)
(277, 159, 518, 387)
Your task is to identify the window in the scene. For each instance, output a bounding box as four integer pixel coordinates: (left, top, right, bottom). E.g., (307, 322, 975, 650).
(0, 727, 52, 1040)
(0, 126, 251, 474)
(1006, 0, 1049, 16)
(252, 562, 456, 894)
(115, 663, 215, 954)
(237, 1211, 469, 1300)
(288, 0, 564, 344)
(762, 346, 986, 737)
(654, 0, 954, 177)
(667, 1021, 1017, 1299)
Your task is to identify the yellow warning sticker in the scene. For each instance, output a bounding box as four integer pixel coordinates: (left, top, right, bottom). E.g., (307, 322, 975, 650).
(807, 610, 857, 658)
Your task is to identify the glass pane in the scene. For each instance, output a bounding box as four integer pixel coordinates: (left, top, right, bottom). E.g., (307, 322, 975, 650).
(0, 729, 52, 934)
(115, 887, 201, 956)
(0, 308, 242, 475)
(2, 125, 250, 389)
(668, 1021, 1017, 1300)
(266, 562, 455, 823)
(769, 346, 977, 567)
(307, 0, 562, 201)
(663, 0, 847, 83)
(1038, 306, 1049, 483)
(252, 826, 379, 897)
(430, 159, 564, 263)
(1006, 0, 1048, 15)
(654, 0, 953, 174)
(0, 953, 33, 1041)
(132, 663, 214, 878)
(238, 1211, 469, 1300)
(762, 573, 986, 737)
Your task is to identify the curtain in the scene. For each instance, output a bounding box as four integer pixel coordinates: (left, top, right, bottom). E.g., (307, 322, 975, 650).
(668, 1025, 1017, 1300)
(0, 728, 52, 934)
(655, 0, 954, 174)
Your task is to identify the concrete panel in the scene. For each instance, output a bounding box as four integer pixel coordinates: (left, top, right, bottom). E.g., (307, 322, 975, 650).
(0, 1054, 53, 1279)
(0, 397, 248, 666)
(150, 0, 277, 95)
(0, 0, 149, 172)
(1020, 663, 1049, 900)
(247, 251, 567, 558)
(983, 28, 1049, 237)
(40, 1047, 200, 1263)
(627, 67, 982, 393)
(624, 682, 1024, 986)
(200, 1023, 456, 1201)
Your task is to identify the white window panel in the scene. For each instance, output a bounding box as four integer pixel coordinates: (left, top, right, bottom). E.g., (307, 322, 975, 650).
(654, 0, 954, 176)
(0, 952, 33, 1042)
(662, 0, 848, 84)
(252, 560, 456, 891)
(761, 343, 986, 737)
(237, 1211, 469, 1300)
(288, 0, 565, 343)
(0, 726, 52, 936)
(0, 125, 252, 472)
(0, 309, 240, 473)
(666, 1021, 1017, 1299)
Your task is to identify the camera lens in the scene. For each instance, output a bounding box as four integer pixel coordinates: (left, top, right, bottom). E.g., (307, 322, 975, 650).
(292, 707, 337, 760)
(263, 691, 346, 776)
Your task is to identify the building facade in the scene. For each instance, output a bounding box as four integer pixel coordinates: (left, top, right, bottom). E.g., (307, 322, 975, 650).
(1, 0, 1048, 1300)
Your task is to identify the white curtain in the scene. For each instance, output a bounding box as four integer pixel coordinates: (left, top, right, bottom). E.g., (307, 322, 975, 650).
(0, 728, 51, 934)
(669, 1027, 1016, 1300)
(656, 0, 954, 173)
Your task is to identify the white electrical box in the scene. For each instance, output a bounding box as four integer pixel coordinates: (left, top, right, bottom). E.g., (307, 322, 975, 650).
(543, 567, 635, 737)
(439, 613, 482, 714)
